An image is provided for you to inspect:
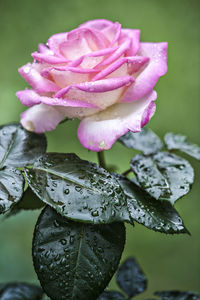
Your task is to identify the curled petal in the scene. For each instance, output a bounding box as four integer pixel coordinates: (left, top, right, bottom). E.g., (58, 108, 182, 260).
(122, 42, 168, 102)
(77, 90, 157, 151)
(32, 52, 69, 64)
(49, 69, 91, 88)
(47, 32, 67, 56)
(53, 76, 134, 109)
(103, 22, 121, 46)
(97, 39, 131, 66)
(79, 19, 114, 31)
(67, 28, 106, 49)
(60, 34, 92, 60)
(121, 29, 140, 56)
(18, 63, 59, 93)
(38, 43, 52, 54)
(92, 56, 149, 81)
(20, 104, 65, 133)
(54, 76, 134, 98)
(16, 89, 99, 108)
(64, 47, 117, 69)
(41, 66, 97, 77)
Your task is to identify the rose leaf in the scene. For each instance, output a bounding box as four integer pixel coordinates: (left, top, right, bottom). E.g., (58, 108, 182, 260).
(164, 133, 200, 161)
(0, 282, 43, 300)
(0, 122, 47, 168)
(130, 152, 194, 204)
(25, 153, 131, 225)
(155, 290, 200, 300)
(33, 206, 125, 300)
(97, 291, 126, 300)
(116, 257, 147, 298)
(115, 175, 189, 234)
(118, 128, 163, 155)
(0, 167, 24, 214)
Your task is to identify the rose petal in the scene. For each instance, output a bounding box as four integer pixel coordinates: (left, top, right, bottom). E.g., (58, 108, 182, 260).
(32, 52, 69, 64)
(103, 22, 121, 45)
(77, 90, 157, 151)
(16, 89, 99, 108)
(67, 28, 106, 49)
(92, 56, 149, 81)
(122, 42, 168, 102)
(121, 29, 140, 56)
(54, 76, 134, 97)
(64, 47, 117, 69)
(60, 34, 92, 60)
(53, 76, 134, 109)
(97, 39, 131, 67)
(47, 32, 67, 56)
(18, 63, 59, 93)
(79, 19, 114, 31)
(38, 43, 52, 54)
(50, 69, 90, 88)
(20, 104, 65, 133)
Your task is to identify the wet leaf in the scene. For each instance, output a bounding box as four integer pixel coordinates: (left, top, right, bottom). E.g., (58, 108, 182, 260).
(6, 187, 44, 218)
(164, 133, 200, 161)
(116, 175, 188, 234)
(116, 257, 147, 298)
(0, 167, 24, 214)
(0, 282, 43, 300)
(0, 123, 47, 168)
(130, 152, 194, 204)
(155, 290, 200, 300)
(33, 206, 125, 300)
(25, 153, 130, 225)
(97, 291, 126, 300)
(118, 128, 163, 155)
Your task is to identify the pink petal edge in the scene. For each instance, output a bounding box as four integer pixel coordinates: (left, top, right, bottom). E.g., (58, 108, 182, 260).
(77, 90, 157, 152)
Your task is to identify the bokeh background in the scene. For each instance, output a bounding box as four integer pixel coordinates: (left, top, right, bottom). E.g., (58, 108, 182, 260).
(0, 0, 199, 298)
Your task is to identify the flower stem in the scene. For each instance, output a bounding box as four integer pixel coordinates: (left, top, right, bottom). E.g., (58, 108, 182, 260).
(97, 151, 107, 169)
(122, 168, 132, 176)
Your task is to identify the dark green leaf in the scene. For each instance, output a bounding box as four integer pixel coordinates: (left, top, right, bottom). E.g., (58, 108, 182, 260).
(130, 152, 194, 204)
(97, 291, 126, 300)
(25, 153, 130, 224)
(116, 257, 147, 297)
(33, 206, 125, 300)
(6, 187, 45, 218)
(164, 133, 200, 161)
(16, 187, 44, 210)
(0, 282, 43, 300)
(0, 167, 24, 214)
(0, 123, 47, 168)
(155, 290, 200, 300)
(118, 128, 163, 155)
(116, 175, 188, 234)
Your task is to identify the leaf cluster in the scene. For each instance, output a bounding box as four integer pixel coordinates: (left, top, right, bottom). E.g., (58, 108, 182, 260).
(0, 123, 200, 300)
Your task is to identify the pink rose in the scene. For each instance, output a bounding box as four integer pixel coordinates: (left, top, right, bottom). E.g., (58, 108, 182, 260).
(17, 19, 167, 152)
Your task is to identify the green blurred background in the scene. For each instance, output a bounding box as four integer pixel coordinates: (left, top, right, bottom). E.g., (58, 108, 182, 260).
(0, 0, 199, 298)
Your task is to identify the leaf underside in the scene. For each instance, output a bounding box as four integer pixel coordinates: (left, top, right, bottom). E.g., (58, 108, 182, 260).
(164, 133, 200, 161)
(119, 128, 163, 155)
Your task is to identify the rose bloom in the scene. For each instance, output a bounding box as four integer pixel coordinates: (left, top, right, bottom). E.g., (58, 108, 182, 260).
(17, 19, 167, 152)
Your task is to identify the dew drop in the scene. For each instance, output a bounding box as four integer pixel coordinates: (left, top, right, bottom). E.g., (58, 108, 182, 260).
(91, 210, 99, 217)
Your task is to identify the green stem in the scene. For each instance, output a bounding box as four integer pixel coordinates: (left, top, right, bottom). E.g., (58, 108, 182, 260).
(122, 168, 132, 177)
(97, 151, 107, 169)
